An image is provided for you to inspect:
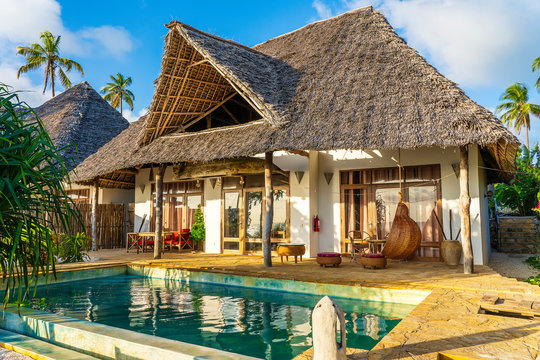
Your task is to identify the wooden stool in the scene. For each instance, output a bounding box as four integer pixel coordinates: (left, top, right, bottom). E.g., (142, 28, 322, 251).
(277, 244, 306, 264)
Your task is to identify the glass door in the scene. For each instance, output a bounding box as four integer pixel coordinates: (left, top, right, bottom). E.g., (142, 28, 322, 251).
(244, 190, 263, 253)
(341, 187, 369, 253)
(408, 185, 441, 260)
(223, 190, 242, 253)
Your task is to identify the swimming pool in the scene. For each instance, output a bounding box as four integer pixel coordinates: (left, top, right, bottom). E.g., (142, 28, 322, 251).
(26, 274, 413, 359)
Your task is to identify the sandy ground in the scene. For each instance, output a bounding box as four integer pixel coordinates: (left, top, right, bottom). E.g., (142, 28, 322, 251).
(0, 348, 31, 360)
(488, 251, 538, 280)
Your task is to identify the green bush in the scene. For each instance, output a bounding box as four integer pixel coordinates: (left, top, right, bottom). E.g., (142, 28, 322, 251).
(54, 233, 91, 263)
(190, 205, 205, 249)
(495, 145, 540, 216)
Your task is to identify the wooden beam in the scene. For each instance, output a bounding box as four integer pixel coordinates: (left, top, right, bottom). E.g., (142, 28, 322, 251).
(279, 149, 310, 158)
(149, 40, 188, 142)
(206, 114, 211, 129)
(187, 59, 209, 68)
(154, 165, 166, 259)
(180, 92, 237, 131)
(263, 152, 274, 267)
(91, 179, 99, 251)
(155, 49, 197, 139)
(460, 145, 473, 274)
(114, 169, 138, 175)
(221, 104, 240, 124)
(99, 178, 135, 187)
(161, 75, 232, 89)
(230, 97, 252, 110)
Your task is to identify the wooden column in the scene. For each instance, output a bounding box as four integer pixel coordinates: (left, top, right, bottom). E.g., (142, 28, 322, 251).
(263, 152, 274, 267)
(460, 145, 473, 274)
(91, 179, 99, 251)
(154, 165, 166, 259)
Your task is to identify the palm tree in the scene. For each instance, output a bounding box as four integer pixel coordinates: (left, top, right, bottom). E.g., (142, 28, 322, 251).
(496, 82, 540, 149)
(100, 73, 134, 115)
(533, 56, 540, 90)
(16, 31, 84, 97)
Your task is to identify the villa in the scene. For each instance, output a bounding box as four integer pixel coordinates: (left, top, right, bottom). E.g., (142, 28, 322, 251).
(73, 7, 518, 265)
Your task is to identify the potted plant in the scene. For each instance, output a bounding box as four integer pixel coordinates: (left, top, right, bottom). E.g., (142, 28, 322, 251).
(190, 205, 205, 251)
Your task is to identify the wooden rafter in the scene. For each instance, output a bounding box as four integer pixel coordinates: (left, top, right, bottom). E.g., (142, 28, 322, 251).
(149, 39, 188, 142)
(162, 74, 232, 89)
(179, 92, 237, 131)
(156, 50, 199, 138)
(99, 178, 134, 187)
(113, 169, 138, 175)
(187, 59, 209, 68)
(221, 104, 240, 124)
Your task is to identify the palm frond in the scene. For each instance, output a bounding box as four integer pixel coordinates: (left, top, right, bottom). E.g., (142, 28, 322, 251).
(57, 67, 72, 89)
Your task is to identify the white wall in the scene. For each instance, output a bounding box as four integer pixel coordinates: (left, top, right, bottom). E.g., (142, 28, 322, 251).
(312, 146, 489, 265)
(134, 168, 152, 233)
(204, 178, 221, 253)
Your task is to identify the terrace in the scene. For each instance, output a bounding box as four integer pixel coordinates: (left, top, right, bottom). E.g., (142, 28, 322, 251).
(49, 250, 540, 360)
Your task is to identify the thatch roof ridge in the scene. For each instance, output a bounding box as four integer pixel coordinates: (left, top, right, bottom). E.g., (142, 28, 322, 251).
(34, 82, 129, 170)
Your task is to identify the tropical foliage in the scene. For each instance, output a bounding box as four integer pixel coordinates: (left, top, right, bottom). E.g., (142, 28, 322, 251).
(100, 73, 134, 114)
(190, 205, 205, 249)
(0, 84, 81, 306)
(496, 83, 540, 149)
(494, 145, 540, 216)
(53, 232, 91, 263)
(533, 56, 540, 90)
(16, 31, 84, 97)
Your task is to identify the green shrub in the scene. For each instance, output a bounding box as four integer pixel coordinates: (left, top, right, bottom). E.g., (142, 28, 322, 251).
(190, 205, 205, 249)
(495, 145, 540, 216)
(54, 233, 91, 263)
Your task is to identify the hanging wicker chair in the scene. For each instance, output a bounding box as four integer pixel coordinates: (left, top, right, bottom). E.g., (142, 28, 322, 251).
(381, 200, 422, 260)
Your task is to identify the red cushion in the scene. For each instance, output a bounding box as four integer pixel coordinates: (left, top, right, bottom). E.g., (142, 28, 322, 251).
(317, 252, 341, 257)
(146, 240, 155, 245)
(361, 253, 385, 258)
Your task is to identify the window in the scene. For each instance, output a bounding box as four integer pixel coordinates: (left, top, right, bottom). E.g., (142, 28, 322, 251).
(66, 189, 90, 204)
(151, 181, 203, 232)
(341, 165, 442, 260)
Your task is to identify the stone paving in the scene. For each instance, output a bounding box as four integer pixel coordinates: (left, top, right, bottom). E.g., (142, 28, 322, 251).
(53, 249, 540, 359)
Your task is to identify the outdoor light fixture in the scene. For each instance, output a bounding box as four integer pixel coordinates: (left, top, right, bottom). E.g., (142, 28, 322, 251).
(239, 176, 245, 186)
(295, 171, 305, 184)
(210, 178, 217, 189)
(196, 179, 201, 188)
(217, 177, 222, 187)
(139, 185, 145, 194)
(324, 172, 333, 185)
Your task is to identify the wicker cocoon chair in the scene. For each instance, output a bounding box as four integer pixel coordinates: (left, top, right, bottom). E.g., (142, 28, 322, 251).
(381, 201, 421, 259)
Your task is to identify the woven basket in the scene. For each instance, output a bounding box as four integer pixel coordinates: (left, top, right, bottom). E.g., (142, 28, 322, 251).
(381, 201, 421, 259)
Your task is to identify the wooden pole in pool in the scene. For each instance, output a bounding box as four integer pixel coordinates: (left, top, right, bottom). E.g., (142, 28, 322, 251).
(459, 145, 473, 274)
(154, 164, 166, 259)
(263, 151, 274, 267)
(91, 179, 99, 251)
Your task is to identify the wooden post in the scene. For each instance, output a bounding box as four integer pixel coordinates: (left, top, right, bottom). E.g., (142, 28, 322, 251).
(460, 145, 473, 274)
(263, 152, 274, 267)
(154, 165, 166, 259)
(91, 179, 99, 251)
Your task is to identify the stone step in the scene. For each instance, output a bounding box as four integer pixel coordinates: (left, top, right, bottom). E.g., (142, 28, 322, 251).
(0, 329, 99, 360)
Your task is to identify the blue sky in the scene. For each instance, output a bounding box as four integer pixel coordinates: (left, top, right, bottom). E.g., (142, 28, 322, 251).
(1, 0, 540, 145)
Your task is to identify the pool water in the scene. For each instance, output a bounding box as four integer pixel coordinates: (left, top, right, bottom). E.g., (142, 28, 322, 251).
(27, 275, 410, 359)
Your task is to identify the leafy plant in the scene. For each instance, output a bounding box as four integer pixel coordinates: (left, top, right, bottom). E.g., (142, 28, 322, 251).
(100, 73, 135, 115)
(190, 205, 205, 249)
(16, 31, 84, 97)
(494, 145, 540, 216)
(0, 84, 81, 306)
(54, 233, 91, 263)
(496, 83, 540, 149)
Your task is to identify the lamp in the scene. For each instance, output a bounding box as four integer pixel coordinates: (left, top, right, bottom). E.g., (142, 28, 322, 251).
(295, 171, 305, 184)
(324, 172, 333, 185)
(210, 178, 217, 189)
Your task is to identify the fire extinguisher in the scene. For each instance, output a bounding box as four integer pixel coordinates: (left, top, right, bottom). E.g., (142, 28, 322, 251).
(313, 215, 320, 232)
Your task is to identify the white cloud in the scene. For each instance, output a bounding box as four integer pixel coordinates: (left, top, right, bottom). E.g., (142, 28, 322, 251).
(0, 0, 134, 106)
(122, 107, 148, 123)
(312, 0, 334, 20)
(312, 0, 540, 89)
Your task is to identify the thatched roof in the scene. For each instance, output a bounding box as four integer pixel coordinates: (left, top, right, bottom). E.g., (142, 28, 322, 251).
(73, 6, 519, 187)
(34, 81, 129, 170)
